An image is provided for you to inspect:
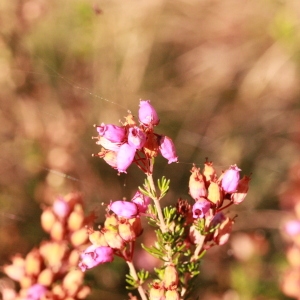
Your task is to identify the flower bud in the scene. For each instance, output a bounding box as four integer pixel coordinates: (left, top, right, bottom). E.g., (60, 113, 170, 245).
(163, 264, 178, 289)
(96, 123, 126, 143)
(41, 208, 56, 233)
(231, 175, 250, 204)
(96, 136, 121, 152)
(110, 201, 138, 218)
(37, 268, 54, 287)
(128, 127, 147, 149)
(189, 165, 207, 200)
(69, 249, 80, 266)
(221, 165, 241, 193)
(207, 181, 223, 206)
(203, 160, 216, 184)
(128, 216, 143, 237)
(78, 245, 114, 272)
(118, 220, 136, 242)
(103, 228, 124, 249)
(89, 230, 108, 247)
(3, 255, 25, 281)
(131, 191, 151, 213)
(213, 215, 234, 245)
(50, 220, 64, 241)
(192, 199, 210, 219)
(149, 281, 165, 300)
(40, 241, 67, 269)
(138, 100, 159, 126)
(165, 290, 180, 300)
(53, 197, 70, 219)
(68, 204, 85, 231)
(96, 149, 118, 168)
(62, 269, 84, 296)
(159, 136, 178, 164)
(284, 220, 300, 236)
(117, 143, 136, 173)
(25, 249, 42, 276)
(77, 286, 91, 299)
(104, 214, 119, 228)
(70, 227, 89, 247)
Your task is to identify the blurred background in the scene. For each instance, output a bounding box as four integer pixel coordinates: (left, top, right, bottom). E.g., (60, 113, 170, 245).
(1, 0, 300, 299)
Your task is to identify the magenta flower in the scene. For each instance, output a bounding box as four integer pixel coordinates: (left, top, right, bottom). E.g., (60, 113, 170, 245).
(128, 127, 147, 149)
(53, 197, 70, 218)
(110, 200, 138, 218)
(117, 143, 136, 173)
(26, 284, 47, 300)
(159, 136, 178, 164)
(221, 165, 241, 193)
(138, 100, 159, 126)
(131, 191, 151, 213)
(192, 200, 211, 219)
(96, 123, 126, 143)
(79, 245, 114, 272)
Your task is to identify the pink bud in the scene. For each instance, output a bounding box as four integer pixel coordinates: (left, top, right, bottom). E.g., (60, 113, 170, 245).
(159, 136, 178, 164)
(131, 191, 151, 213)
(26, 284, 47, 300)
(117, 143, 136, 173)
(192, 200, 210, 219)
(138, 100, 159, 126)
(96, 123, 126, 143)
(110, 200, 138, 218)
(128, 127, 147, 149)
(53, 197, 70, 218)
(284, 220, 300, 236)
(79, 245, 114, 272)
(221, 165, 241, 193)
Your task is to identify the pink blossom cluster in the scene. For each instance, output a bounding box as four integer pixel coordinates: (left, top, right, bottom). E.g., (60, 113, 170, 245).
(188, 162, 250, 248)
(79, 191, 150, 271)
(93, 100, 178, 174)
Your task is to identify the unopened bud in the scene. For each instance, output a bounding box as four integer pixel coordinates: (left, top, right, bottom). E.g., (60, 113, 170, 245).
(189, 165, 207, 200)
(118, 221, 136, 242)
(231, 175, 250, 204)
(40, 242, 67, 270)
(68, 249, 80, 267)
(103, 228, 124, 249)
(38, 268, 54, 286)
(203, 160, 216, 184)
(62, 270, 84, 297)
(41, 208, 56, 233)
(50, 220, 65, 241)
(128, 216, 143, 237)
(221, 165, 241, 193)
(20, 275, 34, 289)
(70, 227, 88, 247)
(104, 214, 119, 228)
(77, 285, 91, 299)
(89, 230, 108, 247)
(163, 265, 178, 289)
(68, 204, 85, 231)
(165, 290, 180, 300)
(149, 281, 165, 300)
(3, 255, 25, 281)
(207, 181, 223, 206)
(25, 249, 42, 276)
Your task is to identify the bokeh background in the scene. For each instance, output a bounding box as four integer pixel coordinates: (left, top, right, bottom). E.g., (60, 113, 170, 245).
(1, 0, 300, 299)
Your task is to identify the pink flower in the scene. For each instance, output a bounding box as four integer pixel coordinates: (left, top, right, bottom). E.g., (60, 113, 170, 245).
(96, 136, 121, 152)
(128, 127, 147, 149)
(221, 165, 241, 193)
(26, 284, 47, 300)
(131, 191, 151, 213)
(138, 100, 159, 126)
(285, 220, 300, 236)
(117, 143, 136, 173)
(53, 197, 70, 218)
(96, 123, 126, 143)
(79, 245, 114, 272)
(110, 200, 138, 218)
(192, 200, 210, 219)
(159, 136, 178, 164)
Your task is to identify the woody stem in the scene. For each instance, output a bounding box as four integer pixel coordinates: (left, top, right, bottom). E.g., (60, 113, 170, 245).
(127, 261, 148, 300)
(147, 174, 168, 233)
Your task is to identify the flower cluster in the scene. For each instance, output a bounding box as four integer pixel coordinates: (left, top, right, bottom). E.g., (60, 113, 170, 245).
(93, 100, 178, 174)
(188, 162, 250, 249)
(2, 193, 91, 300)
(79, 191, 150, 271)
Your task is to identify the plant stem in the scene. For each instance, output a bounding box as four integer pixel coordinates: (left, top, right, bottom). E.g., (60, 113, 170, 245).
(147, 174, 168, 233)
(127, 261, 148, 300)
(191, 234, 206, 261)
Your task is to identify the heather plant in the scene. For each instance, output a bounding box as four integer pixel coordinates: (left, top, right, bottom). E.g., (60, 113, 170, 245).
(0, 100, 250, 300)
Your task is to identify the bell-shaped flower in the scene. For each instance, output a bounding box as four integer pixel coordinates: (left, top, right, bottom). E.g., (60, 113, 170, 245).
(128, 127, 147, 149)
(117, 143, 136, 173)
(96, 123, 126, 143)
(221, 164, 241, 193)
(131, 190, 151, 213)
(110, 200, 138, 218)
(78, 245, 114, 272)
(96, 136, 121, 152)
(192, 199, 210, 219)
(138, 100, 159, 126)
(159, 136, 178, 164)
